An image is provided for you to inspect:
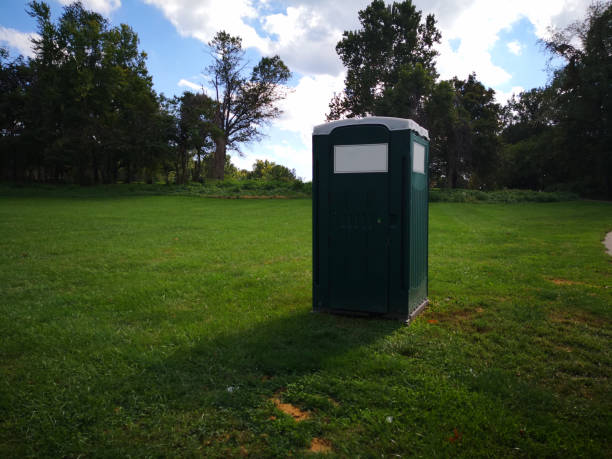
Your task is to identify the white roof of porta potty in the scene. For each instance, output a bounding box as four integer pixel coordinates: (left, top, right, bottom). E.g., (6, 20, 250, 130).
(312, 116, 429, 140)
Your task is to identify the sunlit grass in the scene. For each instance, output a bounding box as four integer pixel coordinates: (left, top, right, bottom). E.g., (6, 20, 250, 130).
(0, 191, 610, 457)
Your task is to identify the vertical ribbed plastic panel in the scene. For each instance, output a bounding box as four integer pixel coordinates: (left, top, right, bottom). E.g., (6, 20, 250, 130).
(408, 132, 429, 313)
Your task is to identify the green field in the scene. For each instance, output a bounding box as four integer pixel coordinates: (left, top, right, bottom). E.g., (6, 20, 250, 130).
(1, 192, 611, 457)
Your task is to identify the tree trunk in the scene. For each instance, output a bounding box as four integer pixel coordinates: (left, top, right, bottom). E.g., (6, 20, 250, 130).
(446, 150, 456, 189)
(78, 164, 88, 186)
(177, 144, 188, 184)
(92, 151, 99, 185)
(193, 154, 202, 182)
(210, 136, 226, 180)
(12, 149, 18, 182)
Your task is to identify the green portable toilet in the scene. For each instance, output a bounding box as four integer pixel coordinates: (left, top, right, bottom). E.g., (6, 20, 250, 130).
(312, 117, 429, 322)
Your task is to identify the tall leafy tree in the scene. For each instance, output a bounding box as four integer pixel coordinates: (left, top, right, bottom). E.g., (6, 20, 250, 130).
(328, 0, 440, 122)
(426, 80, 461, 187)
(205, 31, 291, 180)
(14, 1, 163, 184)
(499, 1, 612, 197)
(427, 75, 501, 189)
(98, 22, 160, 183)
(0, 49, 32, 181)
(170, 91, 218, 184)
(542, 0, 612, 197)
(454, 75, 502, 189)
(499, 88, 561, 190)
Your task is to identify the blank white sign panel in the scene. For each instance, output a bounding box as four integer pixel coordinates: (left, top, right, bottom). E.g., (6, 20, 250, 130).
(413, 142, 425, 174)
(334, 143, 388, 173)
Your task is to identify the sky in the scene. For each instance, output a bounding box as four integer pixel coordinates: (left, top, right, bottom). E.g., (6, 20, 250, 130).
(0, 0, 592, 180)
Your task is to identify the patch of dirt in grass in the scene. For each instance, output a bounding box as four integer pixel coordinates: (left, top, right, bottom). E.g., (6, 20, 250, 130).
(427, 309, 470, 323)
(309, 437, 332, 453)
(550, 278, 584, 286)
(548, 277, 608, 289)
(170, 302, 196, 312)
(271, 395, 310, 421)
(553, 344, 574, 353)
(548, 309, 607, 327)
(426, 308, 476, 323)
(150, 248, 177, 263)
(425, 307, 491, 333)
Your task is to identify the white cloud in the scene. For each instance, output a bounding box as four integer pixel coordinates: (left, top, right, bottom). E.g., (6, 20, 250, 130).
(178, 78, 202, 91)
(275, 72, 345, 146)
(435, 37, 512, 87)
(57, 0, 121, 16)
(495, 85, 524, 105)
(143, 0, 271, 53)
(417, 0, 592, 88)
(262, 6, 344, 75)
(427, 0, 524, 87)
(140, 0, 367, 77)
(142, 0, 594, 84)
(507, 40, 522, 55)
(0, 26, 38, 58)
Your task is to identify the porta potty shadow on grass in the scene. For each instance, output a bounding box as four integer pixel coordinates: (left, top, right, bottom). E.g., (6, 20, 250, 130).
(108, 310, 401, 455)
(137, 310, 401, 399)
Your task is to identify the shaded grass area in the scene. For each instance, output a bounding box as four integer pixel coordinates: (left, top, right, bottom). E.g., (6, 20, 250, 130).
(0, 193, 610, 457)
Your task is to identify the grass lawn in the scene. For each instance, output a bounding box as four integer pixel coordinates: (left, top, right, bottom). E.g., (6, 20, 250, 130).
(0, 191, 610, 457)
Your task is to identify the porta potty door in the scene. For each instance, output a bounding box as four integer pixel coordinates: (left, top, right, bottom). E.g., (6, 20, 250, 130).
(326, 125, 389, 313)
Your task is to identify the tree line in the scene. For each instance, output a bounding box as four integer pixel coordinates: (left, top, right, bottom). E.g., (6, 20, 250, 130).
(329, 0, 611, 198)
(0, 2, 291, 185)
(1, 2, 165, 185)
(1, 0, 610, 197)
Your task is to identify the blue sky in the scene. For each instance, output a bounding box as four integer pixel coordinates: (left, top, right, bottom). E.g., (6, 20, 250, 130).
(0, 0, 591, 180)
